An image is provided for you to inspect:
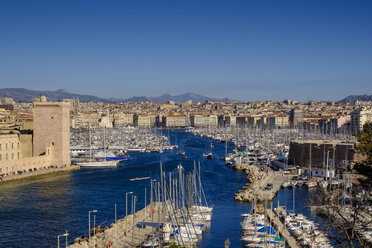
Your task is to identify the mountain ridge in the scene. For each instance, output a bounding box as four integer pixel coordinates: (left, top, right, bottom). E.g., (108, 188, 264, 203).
(338, 94, 372, 103)
(0, 88, 233, 103)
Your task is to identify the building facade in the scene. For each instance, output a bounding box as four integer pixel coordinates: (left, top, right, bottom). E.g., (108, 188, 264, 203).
(33, 96, 71, 167)
(350, 107, 371, 133)
(162, 115, 186, 128)
(290, 108, 304, 128)
(134, 114, 151, 128)
(0, 97, 71, 177)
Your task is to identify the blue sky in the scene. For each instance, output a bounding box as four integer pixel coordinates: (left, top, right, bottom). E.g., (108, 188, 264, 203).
(0, 0, 371, 101)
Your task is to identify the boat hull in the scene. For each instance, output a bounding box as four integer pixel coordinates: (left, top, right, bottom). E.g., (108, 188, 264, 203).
(77, 161, 118, 168)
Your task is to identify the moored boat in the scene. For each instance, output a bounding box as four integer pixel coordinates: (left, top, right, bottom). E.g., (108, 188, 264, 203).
(77, 160, 118, 168)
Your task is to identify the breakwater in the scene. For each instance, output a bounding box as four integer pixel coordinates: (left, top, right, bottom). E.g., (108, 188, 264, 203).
(234, 165, 285, 202)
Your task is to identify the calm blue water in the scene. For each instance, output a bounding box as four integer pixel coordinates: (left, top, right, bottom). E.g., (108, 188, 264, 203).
(0, 130, 318, 248)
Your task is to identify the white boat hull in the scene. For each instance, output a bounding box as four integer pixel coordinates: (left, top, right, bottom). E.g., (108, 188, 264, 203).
(77, 161, 118, 168)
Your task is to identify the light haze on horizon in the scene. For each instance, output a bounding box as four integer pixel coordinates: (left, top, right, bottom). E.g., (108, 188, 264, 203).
(0, 0, 371, 102)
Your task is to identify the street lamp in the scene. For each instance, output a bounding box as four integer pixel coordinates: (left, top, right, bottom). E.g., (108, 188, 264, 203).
(57, 231, 69, 248)
(132, 195, 136, 246)
(88, 210, 98, 246)
(126, 192, 133, 234)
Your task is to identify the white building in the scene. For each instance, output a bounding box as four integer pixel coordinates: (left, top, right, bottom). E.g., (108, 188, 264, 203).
(351, 107, 371, 133)
(162, 115, 186, 128)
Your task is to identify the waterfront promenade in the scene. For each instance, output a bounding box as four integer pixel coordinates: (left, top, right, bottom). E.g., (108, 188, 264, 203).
(0, 166, 79, 183)
(266, 209, 299, 248)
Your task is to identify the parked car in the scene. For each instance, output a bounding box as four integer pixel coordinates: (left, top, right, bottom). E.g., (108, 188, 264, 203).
(265, 183, 273, 190)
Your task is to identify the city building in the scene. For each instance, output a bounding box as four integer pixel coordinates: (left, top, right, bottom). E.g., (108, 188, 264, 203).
(99, 115, 113, 128)
(267, 115, 289, 129)
(0, 97, 71, 177)
(162, 115, 186, 128)
(134, 114, 151, 128)
(33, 96, 71, 167)
(224, 116, 236, 126)
(288, 140, 360, 169)
(290, 108, 304, 128)
(0, 97, 15, 105)
(350, 107, 372, 133)
(190, 115, 217, 128)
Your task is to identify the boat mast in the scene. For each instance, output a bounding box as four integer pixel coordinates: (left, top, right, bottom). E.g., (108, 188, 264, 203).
(309, 143, 312, 181)
(293, 182, 295, 212)
(89, 118, 92, 162)
(225, 138, 227, 163)
(103, 126, 106, 161)
(326, 151, 330, 190)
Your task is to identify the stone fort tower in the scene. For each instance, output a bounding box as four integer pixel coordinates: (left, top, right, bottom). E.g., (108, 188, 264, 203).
(32, 96, 71, 167)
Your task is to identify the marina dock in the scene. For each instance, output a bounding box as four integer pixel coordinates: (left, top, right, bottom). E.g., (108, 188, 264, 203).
(266, 209, 299, 248)
(235, 165, 285, 202)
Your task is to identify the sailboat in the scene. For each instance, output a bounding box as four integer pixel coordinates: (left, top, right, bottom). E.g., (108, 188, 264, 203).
(203, 143, 213, 159)
(77, 123, 118, 168)
(178, 144, 186, 156)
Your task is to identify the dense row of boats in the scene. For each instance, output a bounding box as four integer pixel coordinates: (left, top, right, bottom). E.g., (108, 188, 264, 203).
(241, 211, 285, 247)
(275, 207, 332, 248)
(240, 205, 333, 248)
(70, 127, 175, 167)
(140, 163, 213, 247)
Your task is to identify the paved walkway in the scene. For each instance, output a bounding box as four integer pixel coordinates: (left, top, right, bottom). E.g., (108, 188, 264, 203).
(266, 209, 299, 248)
(253, 170, 285, 202)
(0, 166, 79, 183)
(68, 202, 164, 248)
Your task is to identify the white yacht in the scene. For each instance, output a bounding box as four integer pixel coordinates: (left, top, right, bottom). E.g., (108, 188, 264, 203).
(77, 160, 118, 168)
(76, 120, 118, 168)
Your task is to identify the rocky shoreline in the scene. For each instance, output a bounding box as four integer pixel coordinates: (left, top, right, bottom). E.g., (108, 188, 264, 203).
(234, 165, 272, 202)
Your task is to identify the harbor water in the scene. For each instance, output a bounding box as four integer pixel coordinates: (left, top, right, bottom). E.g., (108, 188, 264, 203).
(0, 130, 318, 247)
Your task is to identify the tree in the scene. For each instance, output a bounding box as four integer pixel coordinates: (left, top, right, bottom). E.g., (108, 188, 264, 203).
(353, 124, 372, 189)
(311, 124, 372, 247)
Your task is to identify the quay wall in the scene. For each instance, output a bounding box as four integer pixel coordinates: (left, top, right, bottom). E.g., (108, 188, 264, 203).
(0, 146, 70, 178)
(234, 165, 284, 202)
(288, 140, 362, 168)
(0, 166, 79, 183)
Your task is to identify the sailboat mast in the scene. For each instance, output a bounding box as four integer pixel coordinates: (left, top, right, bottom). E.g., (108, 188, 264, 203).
(326, 151, 329, 187)
(225, 138, 227, 162)
(103, 126, 106, 160)
(89, 118, 92, 162)
(293, 184, 295, 212)
(309, 143, 312, 181)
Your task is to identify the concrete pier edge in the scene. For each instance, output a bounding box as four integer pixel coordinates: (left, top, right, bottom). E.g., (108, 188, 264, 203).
(0, 166, 80, 184)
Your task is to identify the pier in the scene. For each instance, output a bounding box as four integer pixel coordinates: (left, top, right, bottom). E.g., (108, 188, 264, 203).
(68, 202, 164, 248)
(266, 209, 299, 248)
(235, 165, 285, 202)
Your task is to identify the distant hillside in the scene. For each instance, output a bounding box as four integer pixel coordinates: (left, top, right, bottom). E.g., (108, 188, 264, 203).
(338, 94, 372, 103)
(0, 88, 233, 103)
(125, 92, 233, 103)
(0, 88, 117, 103)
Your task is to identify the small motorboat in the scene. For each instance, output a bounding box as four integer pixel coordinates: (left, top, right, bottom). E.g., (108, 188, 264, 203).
(130, 176, 150, 181)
